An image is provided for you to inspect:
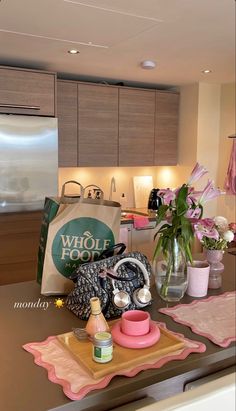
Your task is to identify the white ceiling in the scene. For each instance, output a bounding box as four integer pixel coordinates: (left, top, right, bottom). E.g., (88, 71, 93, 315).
(0, 0, 235, 87)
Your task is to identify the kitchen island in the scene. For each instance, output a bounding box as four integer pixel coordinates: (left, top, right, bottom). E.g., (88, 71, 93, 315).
(0, 251, 235, 411)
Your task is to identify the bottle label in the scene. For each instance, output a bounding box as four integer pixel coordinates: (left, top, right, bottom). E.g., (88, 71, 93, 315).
(94, 346, 102, 358)
(93, 345, 113, 363)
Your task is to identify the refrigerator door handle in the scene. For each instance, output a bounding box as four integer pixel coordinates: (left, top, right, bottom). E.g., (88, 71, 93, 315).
(0, 103, 40, 110)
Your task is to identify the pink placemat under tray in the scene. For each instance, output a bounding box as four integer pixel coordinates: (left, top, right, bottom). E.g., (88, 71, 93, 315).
(23, 322, 205, 401)
(159, 291, 236, 347)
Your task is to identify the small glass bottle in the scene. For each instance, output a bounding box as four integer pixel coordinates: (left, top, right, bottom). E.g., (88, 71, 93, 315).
(120, 193, 127, 210)
(85, 297, 110, 337)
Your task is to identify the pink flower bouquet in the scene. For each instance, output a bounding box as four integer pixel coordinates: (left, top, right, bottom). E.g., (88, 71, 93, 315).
(153, 163, 227, 301)
(195, 217, 235, 250)
(154, 163, 222, 263)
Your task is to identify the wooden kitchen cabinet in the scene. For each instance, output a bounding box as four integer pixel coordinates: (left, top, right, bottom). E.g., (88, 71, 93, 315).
(57, 81, 119, 167)
(57, 80, 78, 167)
(57, 80, 179, 167)
(78, 83, 118, 166)
(119, 88, 155, 166)
(0, 66, 56, 116)
(154, 91, 179, 165)
(0, 211, 43, 285)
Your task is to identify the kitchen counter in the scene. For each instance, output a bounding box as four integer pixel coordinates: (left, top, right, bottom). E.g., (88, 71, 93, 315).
(0, 252, 235, 411)
(120, 208, 157, 224)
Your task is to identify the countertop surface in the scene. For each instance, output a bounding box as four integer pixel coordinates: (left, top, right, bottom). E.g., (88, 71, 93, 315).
(0, 252, 235, 411)
(120, 208, 157, 224)
(0, 207, 156, 225)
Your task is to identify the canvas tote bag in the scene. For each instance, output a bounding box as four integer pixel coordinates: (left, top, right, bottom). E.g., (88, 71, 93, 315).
(37, 181, 121, 295)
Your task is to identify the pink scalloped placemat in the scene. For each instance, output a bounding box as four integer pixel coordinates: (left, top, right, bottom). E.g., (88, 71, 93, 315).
(159, 292, 236, 347)
(23, 322, 205, 401)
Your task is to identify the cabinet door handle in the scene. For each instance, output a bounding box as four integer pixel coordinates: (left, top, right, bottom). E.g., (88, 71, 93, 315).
(134, 226, 155, 231)
(0, 103, 40, 110)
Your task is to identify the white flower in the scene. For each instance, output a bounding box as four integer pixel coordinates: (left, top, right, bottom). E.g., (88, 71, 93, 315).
(223, 230, 234, 242)
(214, 216, 228, 232)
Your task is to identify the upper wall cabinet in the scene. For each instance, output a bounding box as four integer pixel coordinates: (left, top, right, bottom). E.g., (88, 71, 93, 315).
(119, 88, 155, 166)
(57, 79, 180, 168)
(57, 80, 78, 167)
(0, 66, 56, 116)
(154, 91, 179, 165)
(78, 84, 118, 166)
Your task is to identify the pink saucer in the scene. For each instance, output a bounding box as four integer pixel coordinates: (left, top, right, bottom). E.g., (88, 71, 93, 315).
(111, 320, 160, 349)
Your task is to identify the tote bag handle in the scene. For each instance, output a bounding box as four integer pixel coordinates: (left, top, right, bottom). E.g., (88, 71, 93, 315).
(60, 180, 84, 203)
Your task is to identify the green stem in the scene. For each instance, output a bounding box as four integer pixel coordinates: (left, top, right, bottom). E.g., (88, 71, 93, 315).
(160, 245, 173, 299)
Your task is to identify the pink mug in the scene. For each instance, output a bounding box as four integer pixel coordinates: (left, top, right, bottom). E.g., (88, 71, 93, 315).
(121, 310, 150, 336)
(187, 261, 210, 297)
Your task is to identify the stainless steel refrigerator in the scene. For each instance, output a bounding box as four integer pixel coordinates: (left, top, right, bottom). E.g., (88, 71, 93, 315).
(0, 114, 58, 213)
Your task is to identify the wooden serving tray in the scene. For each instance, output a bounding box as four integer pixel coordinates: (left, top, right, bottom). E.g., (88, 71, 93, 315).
(57, 323, 185, 380)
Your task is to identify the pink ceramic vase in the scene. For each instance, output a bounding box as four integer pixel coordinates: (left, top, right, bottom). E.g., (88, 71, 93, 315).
(205, 249, 224, 289)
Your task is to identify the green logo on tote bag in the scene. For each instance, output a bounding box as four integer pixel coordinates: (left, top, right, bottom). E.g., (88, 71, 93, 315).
(52, 217, 114, 277)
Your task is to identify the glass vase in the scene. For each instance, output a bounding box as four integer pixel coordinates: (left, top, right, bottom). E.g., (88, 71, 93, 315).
(205, 249, 224, 289)
(154, 237, 188, 302)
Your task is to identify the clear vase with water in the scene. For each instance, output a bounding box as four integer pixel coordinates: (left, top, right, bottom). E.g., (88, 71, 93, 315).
(154, 237, 188, 302)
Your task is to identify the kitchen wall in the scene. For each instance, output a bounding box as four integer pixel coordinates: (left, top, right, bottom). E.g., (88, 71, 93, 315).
(177, 81, 234, 219)
(59, 81, 235, 219)
(59, 166, 158, 208)
(58, 165, 195, 209)
(178, 83, 198, 167)
(217, 82, 236, 222)
(196, 82, 221, 217)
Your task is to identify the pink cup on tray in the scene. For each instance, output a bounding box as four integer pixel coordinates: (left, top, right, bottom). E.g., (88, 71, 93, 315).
(121, 310, 150, 336)
(112, 310, 160, 348)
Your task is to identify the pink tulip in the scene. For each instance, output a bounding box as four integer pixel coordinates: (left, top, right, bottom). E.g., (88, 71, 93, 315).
(187, 163, 208, 185)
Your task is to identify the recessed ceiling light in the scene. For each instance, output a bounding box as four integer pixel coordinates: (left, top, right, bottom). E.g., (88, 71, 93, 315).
(201, 69, 212, 74)
(68, 49, 79, 54)
(141, 60, 156, 70)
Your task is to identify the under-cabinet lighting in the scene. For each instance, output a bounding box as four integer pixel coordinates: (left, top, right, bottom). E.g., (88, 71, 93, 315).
(201, 69, 212, 74)
(68, 49, 80, 54)
(141, 60, 156, 69)
(157, 168, 175, 187)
